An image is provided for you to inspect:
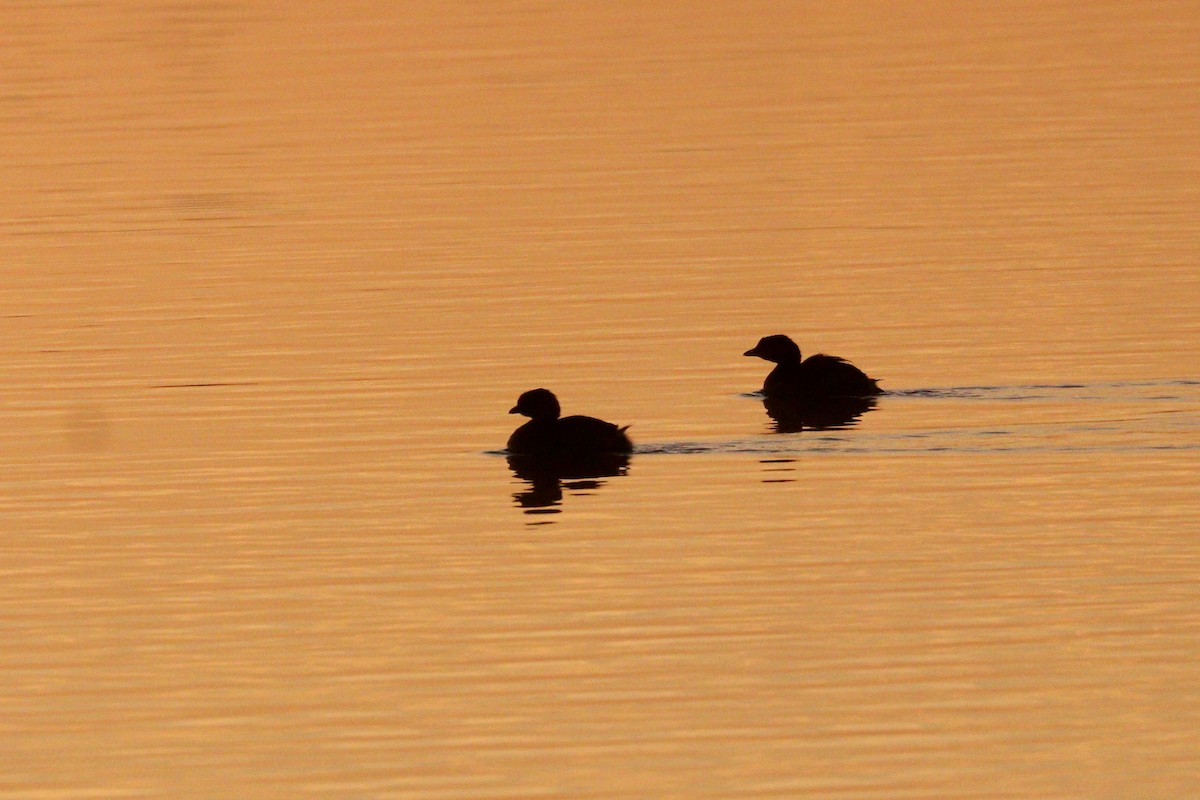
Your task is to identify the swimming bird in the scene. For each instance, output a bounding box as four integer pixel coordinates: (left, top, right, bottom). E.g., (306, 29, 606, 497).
(744, 334, 882, 397)
(507, 388, 633, 456)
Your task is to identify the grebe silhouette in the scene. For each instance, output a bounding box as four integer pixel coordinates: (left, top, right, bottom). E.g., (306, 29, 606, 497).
(506, 388, 633, 456)
(744, 335, 882, 398)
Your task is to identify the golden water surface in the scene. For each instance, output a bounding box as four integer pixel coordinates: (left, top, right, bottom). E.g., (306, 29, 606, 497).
(2, 2, 1198, 798)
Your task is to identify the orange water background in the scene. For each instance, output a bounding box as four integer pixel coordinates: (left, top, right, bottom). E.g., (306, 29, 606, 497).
(2, 3, 1198, 797)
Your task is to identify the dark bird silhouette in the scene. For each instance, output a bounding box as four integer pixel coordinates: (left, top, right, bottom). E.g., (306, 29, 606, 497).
(744, 335, 882, 398)
(507, 388, 633, 456)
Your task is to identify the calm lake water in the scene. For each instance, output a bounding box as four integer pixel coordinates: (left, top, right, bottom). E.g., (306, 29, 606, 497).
(3, 2, 1198, 798)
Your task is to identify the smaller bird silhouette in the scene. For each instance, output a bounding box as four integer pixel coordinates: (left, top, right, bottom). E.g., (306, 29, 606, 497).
(507, 388, 633, 456)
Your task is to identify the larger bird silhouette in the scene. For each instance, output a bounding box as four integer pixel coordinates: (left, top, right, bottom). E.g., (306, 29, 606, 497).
(744, 335, 882, 398)
(506, 388, 633, 456)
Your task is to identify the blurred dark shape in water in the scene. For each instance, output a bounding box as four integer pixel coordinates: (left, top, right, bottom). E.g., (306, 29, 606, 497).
(507, 452, 631, 512)
(761, 394, 878, 433)
(63, 404, 112, 453)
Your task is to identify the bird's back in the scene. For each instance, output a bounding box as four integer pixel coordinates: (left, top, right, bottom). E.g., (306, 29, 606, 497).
(799, 353, 881, 396)
(556, 415, 633, 454)
(508, 415, 632, 455)
(764, 353, 881, 397)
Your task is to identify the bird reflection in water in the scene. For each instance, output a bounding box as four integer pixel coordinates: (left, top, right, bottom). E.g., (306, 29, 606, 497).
(760, 394, 878, 433)
(507, 453, 631, 516)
